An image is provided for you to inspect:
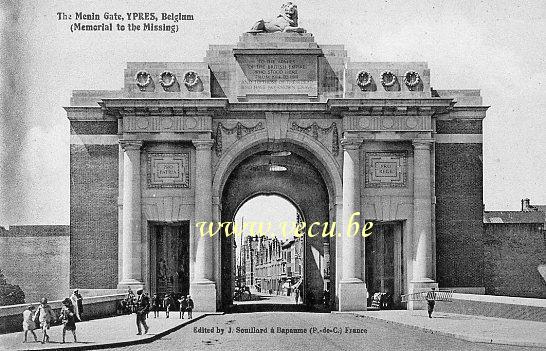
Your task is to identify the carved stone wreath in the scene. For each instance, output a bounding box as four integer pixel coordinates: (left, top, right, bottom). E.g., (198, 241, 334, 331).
(356, 71, 372, 90)
(135, 70, 152, 89)
(404, 70, 421, 88)
(159, 71, 176, 88)
(183, 71, 201, 89)
(380, 71, 397, 87)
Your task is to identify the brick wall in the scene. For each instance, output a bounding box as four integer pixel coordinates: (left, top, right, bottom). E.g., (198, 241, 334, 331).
(436, 120, 482, 134)
(70, 144, 119, 289)
(70, 121, 118, 135)
(435, 143, 484, 288)
(483, 223, 546, 298)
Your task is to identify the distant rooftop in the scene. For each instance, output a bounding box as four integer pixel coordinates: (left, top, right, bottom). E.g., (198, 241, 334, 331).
(484, 211, 545, 224)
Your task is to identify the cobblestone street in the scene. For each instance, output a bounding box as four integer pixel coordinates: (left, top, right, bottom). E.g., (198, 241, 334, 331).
(114, 312, 540, 351)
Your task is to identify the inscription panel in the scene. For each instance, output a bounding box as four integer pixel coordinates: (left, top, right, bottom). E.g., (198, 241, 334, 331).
(147, 153, 190, 188)
(365, 152, 407, 188)
(236, 55, 317, 97)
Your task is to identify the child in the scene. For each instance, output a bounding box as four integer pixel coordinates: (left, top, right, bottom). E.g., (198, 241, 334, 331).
(36, 298, 54, 344)
(60, 298, 77, 343)
(151, 293, 160, 318)
(186, 295, 194, 319)
(22, 305, 38, 343)
(178, 295, 187, 319)
(163, 293, 173, 318)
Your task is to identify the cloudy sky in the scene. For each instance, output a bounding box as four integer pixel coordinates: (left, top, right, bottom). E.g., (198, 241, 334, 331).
(1, 0, 545, 225)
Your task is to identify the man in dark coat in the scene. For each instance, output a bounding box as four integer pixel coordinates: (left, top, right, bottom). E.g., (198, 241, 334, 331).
(151, 293, 160, 318)
(178, 295, 188, 319)
(186, 295, 194, 319)
(135, 289, 149, 335)
(426, 287, 437, 318)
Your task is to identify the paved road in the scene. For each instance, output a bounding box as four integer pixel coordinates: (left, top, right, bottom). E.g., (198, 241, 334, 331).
(113, 312, 540, 351)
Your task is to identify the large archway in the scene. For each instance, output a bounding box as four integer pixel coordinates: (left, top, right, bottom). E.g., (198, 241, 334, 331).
(218, 141, 336, 311)
(232, 194, 303, 308)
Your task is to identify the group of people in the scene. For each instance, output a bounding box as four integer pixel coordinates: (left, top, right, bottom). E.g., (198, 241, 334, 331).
(22, 290, 84, 344)
(132, 289, 194, 336)
(150, 292, 194, 319)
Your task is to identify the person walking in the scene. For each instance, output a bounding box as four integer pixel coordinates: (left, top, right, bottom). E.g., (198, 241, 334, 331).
(75, 290, 84, 319)
(22, 305, 38, 343)
(186, 295, 194, 319)
(60, 298, 77, 343)
(294, 287, 300, 304)
(70, 290, 81, 321)
(426, 287, 437, 318)
(178, 295, 187, 319)
(36, 298, 54, 344)
(151, 293, 160, 318)
(163, 293, 174, 318)
(135, 289, 149, 335)
(126, 288, 136, 313)
(144, 292, 151, 317)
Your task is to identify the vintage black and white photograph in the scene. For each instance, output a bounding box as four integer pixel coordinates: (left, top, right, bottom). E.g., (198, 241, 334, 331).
(0, 1, 545, 350)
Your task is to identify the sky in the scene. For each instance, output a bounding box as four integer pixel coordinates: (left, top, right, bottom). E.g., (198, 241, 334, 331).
(0, 0, 545, 225)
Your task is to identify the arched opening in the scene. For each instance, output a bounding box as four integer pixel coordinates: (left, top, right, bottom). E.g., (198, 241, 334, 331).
(219, 142, 335, 312)
(232, 195, 305, 308)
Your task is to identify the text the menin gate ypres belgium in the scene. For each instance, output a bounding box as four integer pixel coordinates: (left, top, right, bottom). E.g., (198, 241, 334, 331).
(56, 11, 194, 33)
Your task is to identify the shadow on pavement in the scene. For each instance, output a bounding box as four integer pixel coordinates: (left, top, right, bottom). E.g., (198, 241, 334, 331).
(226, 303, 332, 313)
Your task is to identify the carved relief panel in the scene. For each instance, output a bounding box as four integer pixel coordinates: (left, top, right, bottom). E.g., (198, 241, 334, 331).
(365, 152, 407, 188)
(147, 153, 190, 188)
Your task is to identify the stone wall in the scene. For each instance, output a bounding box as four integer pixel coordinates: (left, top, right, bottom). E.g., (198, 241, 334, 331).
(435, 293, 546, 322)
(0, 226, 69, 303)
(0, 294, 125, 334)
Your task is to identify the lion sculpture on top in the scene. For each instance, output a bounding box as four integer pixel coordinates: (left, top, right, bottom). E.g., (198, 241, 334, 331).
(248, 2, 307, 33)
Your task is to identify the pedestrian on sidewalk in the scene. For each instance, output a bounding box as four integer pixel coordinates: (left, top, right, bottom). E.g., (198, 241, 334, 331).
(294, 287, 300, 304)
(163, 293, 174, 318)
(60, 298, 77, 343)
(426, 287, 437, 318)
(151, 293, 160, 318)
(126, 287, 136, 313)
(22, 305, 38, 343)
(36, 298, 54, 344)
(186, 295, 193, 319)
(135, 289, 149, 335)
(75, 290, 84, 319)
(144, 292, 151, 317)
(178, 295, 188, 319)
(70, 290, 81, 321)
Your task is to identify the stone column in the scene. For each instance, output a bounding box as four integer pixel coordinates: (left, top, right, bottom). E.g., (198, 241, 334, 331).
(411, 139, 437, 308)
(118, 140, 143, 288)
(190, 139, 217, 311)
(338, 138, 367, 311)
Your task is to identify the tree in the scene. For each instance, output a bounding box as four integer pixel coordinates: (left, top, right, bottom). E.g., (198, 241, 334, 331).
(0, 270, 25, 306)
